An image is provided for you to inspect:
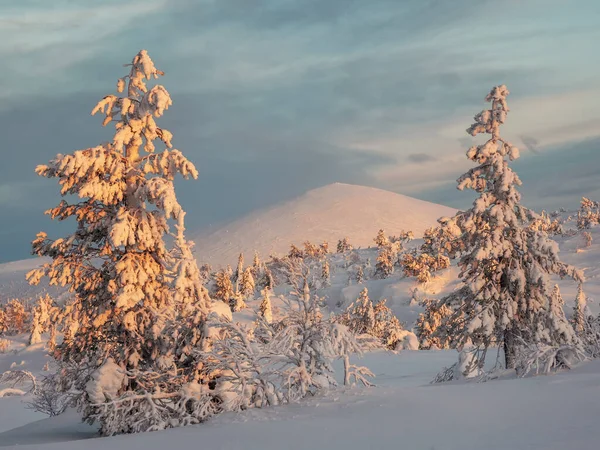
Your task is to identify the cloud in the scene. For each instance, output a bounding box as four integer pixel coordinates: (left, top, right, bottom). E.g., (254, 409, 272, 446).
(0, 0, 169, 105)
(417, 137, 600, 211)
(2, 0, 600, 261)
(406, 153, 437, 164)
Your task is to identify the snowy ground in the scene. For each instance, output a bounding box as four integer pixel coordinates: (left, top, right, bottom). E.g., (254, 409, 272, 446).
(1, 338, 600, 450)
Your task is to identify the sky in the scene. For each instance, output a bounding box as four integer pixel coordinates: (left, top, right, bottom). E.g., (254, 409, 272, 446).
(1, 0, 599, 263)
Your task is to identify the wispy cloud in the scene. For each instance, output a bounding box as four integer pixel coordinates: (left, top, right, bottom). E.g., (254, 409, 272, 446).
(0, 0, 168, 103)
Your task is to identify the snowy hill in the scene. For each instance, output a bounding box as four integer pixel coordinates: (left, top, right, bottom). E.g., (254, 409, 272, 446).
(0, 257, 58, 304)
(0, 184, 455, 302)
(191, 183, 457, 268)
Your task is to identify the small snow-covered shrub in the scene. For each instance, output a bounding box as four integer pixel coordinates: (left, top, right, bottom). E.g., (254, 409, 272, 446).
(582, 231, 593, 248)
(528, 211, 563, 235)
(0, 370, 37, 393)
(401, 252, 450, 284)
(336, 237, 353, 253)
(578, 314, 600, 359)
(516, 342, 586, 377)
(2, 299, 30, 335)
(577, 197, 600, 229)
(415, 299, 456, 350)
(0, 338, 9, 353)
(28, 372, 70, 417)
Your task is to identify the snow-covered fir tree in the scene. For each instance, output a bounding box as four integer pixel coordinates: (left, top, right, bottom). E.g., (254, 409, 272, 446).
(303, 241, 321, 258)
(577, 197, 600, 229)
(582, 231, 593, 248)
(438, 85, 583, 371)
(28, 294, 54, 346)
(214, 269, 235, 304)
(288, 244, 304, 259)
(572, 283, 588, 334)
(264, 260, 371, 399)
(372, 299, 407, 350)
(3, 299, 28, 335)
(337, 288, 406, 350)
(374, 245, 394, 279)
(415, 298, 456, 350)
(27, 50, 211, 435)
(337, 237, 352, 253)
(338, 288, 375, 336)
(233, 253, 244, 292)
(251, 251, 262, 278)
(374, 229, 389, 248)
(421, 216, 465, 261)
(579, 314, 600, 359)
(258, 288, 273, 324)
(0, 309, 7, 335)
(355, 265, 365, 284)
(401, 252, 450, 284)
(516, 285, 585, 376)
(260, 267, 275, 291)
(321, 260, 331, 287)
(196, 270, 372, 410)
(230, 293, 247, 313)
(240, 267, 256, 299)
(536, 285, 579, 347)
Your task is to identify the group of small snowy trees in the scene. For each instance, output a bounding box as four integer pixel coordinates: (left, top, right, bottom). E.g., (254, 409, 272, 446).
(0, 299, 29, 335)
(373, 229, 413, 279)
(336, 288, 411, 350)
(577, 197, 600, 230)
(0, 295, 62, 349)
(23, 51, 372, 436)
(211, 252, 272, 312)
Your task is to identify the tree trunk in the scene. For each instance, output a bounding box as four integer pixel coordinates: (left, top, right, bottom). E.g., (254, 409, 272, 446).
(504, 327, 516, 370)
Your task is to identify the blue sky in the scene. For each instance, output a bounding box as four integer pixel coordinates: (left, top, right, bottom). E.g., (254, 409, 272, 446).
(1, 0, 600, 262)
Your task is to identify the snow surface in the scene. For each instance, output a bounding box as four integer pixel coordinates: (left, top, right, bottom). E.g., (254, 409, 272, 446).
(1, 339, 600, 450)
(191, 183, 457, 268)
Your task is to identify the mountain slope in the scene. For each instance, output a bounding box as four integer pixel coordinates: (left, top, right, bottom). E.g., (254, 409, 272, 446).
(191, 183, 456, 267)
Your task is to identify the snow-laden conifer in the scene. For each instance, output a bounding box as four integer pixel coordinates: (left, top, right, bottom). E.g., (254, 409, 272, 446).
(572, 283, 588, 334)
(321, 260, 331, 287)
(374, 229, 389, 248)
(258, 288, 273, 323)
(214, 269, 235, 304)
(233, 253, 244, 292)
(337, 237, 352, 253)
(439, 85, 583, 371)
(3, 299, 28, 335)
(251, 251, 262, 279)
(415, 298, 456, 350)
(374, 245, 394, 279)
(27, 50, 210, 435)
(28, 295, 54, 346)
(260, 267, 275, 291)
(240, 267, 255, 299)
(355, 265, 365, 284)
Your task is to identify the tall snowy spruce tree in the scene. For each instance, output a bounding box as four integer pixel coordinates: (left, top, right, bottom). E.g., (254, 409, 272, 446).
(440, 85, 582, 372)
(27, 50, 211, 434)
